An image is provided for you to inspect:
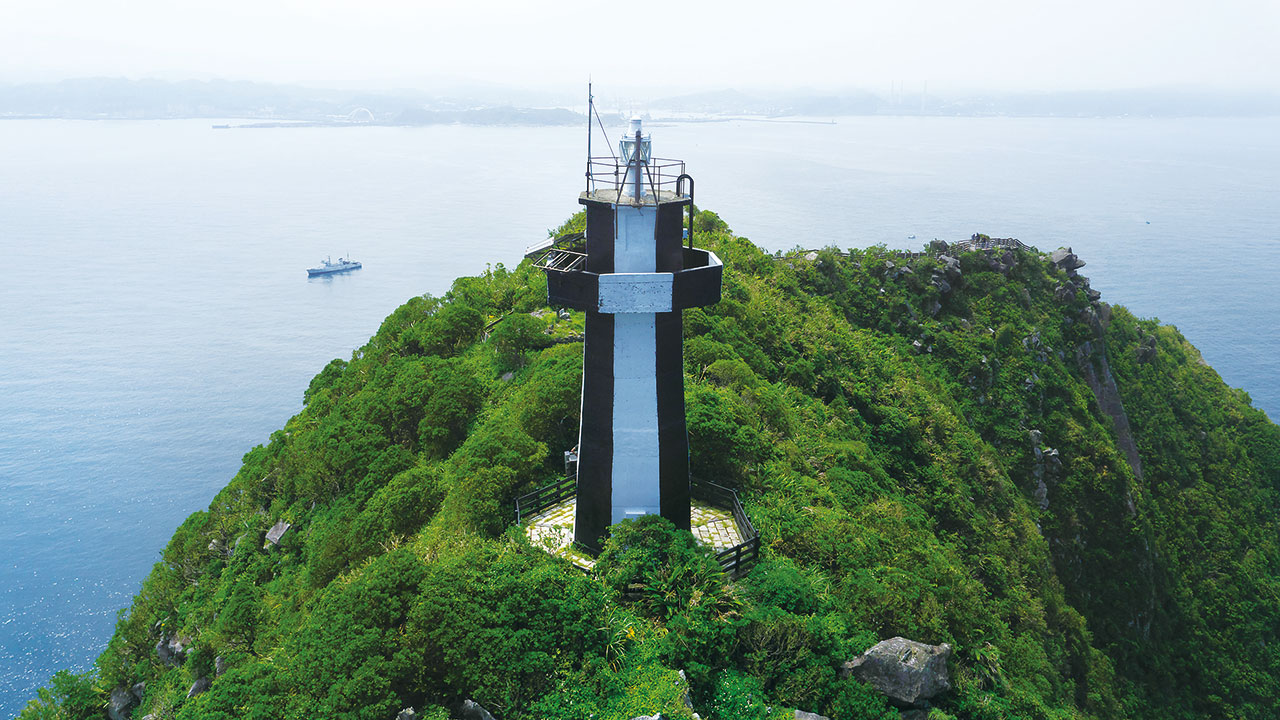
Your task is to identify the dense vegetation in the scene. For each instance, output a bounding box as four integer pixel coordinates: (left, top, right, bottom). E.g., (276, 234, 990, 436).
(22, 211, 1280, 720)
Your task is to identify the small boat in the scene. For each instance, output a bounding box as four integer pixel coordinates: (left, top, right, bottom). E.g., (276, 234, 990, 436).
(907, 234, 917, 240)
(307, 256, 362, 276)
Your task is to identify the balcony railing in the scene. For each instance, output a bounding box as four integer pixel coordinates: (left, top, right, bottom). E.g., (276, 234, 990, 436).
(526, 231, 587, 273)
(586, 156, 689, 203)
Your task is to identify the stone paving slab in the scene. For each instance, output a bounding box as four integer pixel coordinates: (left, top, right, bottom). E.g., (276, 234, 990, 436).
(523, 496, 745, 570)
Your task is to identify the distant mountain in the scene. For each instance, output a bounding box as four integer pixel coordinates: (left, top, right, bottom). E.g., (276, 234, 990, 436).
(4, 78, 1277, 122)
(0, 78, 583, 125)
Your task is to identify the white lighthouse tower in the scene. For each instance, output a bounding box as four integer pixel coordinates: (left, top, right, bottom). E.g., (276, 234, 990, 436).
(537, 112, 722, 550)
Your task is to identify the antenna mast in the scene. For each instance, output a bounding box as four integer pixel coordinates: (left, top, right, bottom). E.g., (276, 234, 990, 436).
(586, 82, 593, 193)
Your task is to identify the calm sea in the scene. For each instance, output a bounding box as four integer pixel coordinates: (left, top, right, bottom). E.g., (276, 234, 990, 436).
(1, 116, 1277, 714)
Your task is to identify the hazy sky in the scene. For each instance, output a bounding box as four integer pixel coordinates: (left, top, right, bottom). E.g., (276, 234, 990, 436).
(2, 0, 1277, 94)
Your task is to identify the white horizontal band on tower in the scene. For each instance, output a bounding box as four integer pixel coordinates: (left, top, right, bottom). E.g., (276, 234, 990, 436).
(597, 273, 674, 313)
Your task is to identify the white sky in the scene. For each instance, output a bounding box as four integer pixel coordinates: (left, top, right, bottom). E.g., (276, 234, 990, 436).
(2, 0, 1277, 94)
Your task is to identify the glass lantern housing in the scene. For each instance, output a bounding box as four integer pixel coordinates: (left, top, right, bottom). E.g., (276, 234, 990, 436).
(618, 135, 651, 165)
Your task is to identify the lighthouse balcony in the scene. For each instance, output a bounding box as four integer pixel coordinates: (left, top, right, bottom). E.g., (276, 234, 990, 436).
(582, 155, 691, 206)
(544, 247, 723, 313)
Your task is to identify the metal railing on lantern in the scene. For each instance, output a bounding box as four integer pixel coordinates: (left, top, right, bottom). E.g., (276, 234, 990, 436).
(584, 156, 690, 205)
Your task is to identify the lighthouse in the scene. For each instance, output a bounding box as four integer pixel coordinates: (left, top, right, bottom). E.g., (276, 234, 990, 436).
(537, 114, 722, 551)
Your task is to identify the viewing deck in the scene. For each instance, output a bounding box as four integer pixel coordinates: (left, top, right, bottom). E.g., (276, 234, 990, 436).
(523, 497, 747, 573)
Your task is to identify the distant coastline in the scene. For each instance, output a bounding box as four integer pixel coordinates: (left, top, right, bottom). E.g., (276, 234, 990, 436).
(4, 77, 1280, 125)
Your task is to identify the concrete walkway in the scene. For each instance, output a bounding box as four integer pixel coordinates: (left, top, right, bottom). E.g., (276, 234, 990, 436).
(524, 497, 745, 570)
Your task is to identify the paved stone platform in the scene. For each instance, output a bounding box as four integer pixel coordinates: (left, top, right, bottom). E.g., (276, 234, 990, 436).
(524, 497, 745, 570)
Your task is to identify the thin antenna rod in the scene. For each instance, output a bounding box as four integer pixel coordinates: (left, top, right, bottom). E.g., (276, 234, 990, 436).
(586, 81, 592, 193)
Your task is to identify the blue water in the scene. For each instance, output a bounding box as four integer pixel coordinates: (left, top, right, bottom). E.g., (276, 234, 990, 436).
(1, 116, 1277, 715)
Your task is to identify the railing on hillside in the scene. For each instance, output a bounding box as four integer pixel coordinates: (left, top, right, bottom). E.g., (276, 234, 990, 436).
(514, 475, 577, 524)
(781, 235, 1035, 264)
(949, 236, 1034, 253)
(691, 479, 761, 578)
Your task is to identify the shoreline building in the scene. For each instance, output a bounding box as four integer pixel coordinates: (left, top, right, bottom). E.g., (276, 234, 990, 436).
(534, 116, 722, 551)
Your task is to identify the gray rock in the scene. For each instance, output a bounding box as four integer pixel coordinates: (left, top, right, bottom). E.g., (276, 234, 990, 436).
(678, 669, 694, 711)
(1034, 477, 1050, 510)
(1029, 429, 1043, 448)
(939, 255, 961, 280)
(459, 699, 497, 720)
(899, 710, 931, 720)
(500, 371, 515, 382)
(1136, 335, 1158, 364)
(397, 708, 417, 720)
(141, 716, 156, 720)
(108, 686, 135, 720)
(265, 520, 291, 546)
(187, 677, 211, 699)
(795, 711, 831, 720)
(156, 635, 188, 667)
(215, 655, 227, 676)
(131, 682, 146, 701)
(930, 273, 951, 295)
(842, 637, 952, 708)
(1049, 247, 1086, 272)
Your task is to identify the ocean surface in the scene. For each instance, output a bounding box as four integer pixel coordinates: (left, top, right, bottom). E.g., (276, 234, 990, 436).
(1, 116, 1277, 715)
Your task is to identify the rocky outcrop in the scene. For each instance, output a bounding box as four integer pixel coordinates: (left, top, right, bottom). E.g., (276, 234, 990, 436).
(155, 635, 188, 667)
(986, 249, 1018, 275)
(1135, 334, 1158, 364)
(1078, 347, 1144, 486)
(795, 710, 831, 720)
(186, 677, 211, 699)
(842, 637, 951, 708)
(1029, 429, 1062, 510)
(215, 655, 227, 676)
(929, 256, 958, 297)
(677, 669, 695, 713)
(459, 699, 497, 720)
(108, 687, 136, 720)
(1050, 247, 1086, 274)
(396, 709, 417, 720)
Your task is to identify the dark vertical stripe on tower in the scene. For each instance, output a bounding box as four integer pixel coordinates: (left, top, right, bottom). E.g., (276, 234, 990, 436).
(582, 201, 615, 274)
(655, 309, 690, 531)
(654, 200, 690, 273)
(575, 310, 615, 551)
